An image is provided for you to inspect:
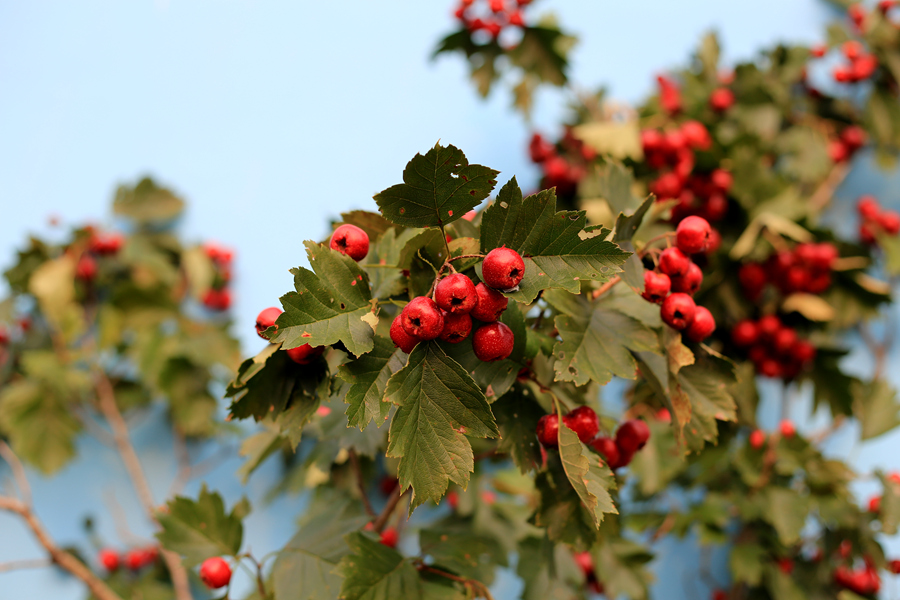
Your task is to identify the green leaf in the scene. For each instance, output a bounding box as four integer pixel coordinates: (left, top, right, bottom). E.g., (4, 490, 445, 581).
(730, 542, 765, 586)
(28, 254, 85, 343)
(366, 227, 421, 299)
(556, 403, 617, 528)
(373, 143, 498, 228)
(546, 289, 658, 387)
(336, 532, 422, 600)
(516, 536, 583, 600)
(764, 487, 807, 545)
(155, 485, 247, 567)
(419, 529, 506, 584)
(532, 464, 598, 546)
(508, 26, 572, 86)
(113, 177, 185, 223)
(480, 181, 630, 303)
(591, 537, 654, 600)
(613, 196, 654, 243)
(493, 387, 546, 474)
(236, 427, 285, 484)
(338, 335, 406, 430)
(271, 241, 376, 357)
(339, 210, 398, 241)
(385, 341, 498, 511)
(697, 32, 720, 82)
(854, 379, 900, 440)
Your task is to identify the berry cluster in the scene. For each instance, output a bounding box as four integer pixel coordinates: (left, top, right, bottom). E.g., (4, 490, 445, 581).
(832, 40, 878, 83)
(641, 217, 717, 342)
(528, 129, 595, 198)
(97, 546, 159, 573)
(74, 228, 125, 283)
(828, 125, 867, 163)
(391, 247, 523, 361)
(857, 195, 900, 245)
(453, 0, 529, 38)
(256, 305, 326, 364)
(731, 316, 817, 379)
(201, 242, 235, 311)
(834, 563, 880, 596)
(738, 242, 838, 300)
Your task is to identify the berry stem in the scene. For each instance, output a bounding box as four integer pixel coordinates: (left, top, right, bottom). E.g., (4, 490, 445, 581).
(439, 224, 453, 264)
(638, 231, 676, 254)
(372, 484, 407, 533)
(447, 253, 486, 262)
(348, 448, 376, 517)
(591, 276, 621, 299)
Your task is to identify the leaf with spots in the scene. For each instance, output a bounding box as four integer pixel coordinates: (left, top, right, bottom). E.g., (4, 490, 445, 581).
(338, 335, 406, 430)
(385, 341, 499, 512)
(335, 533, 423, 600)
(479, 178, 630, 303)
(373, 143, 499, 228)
(270, 241, 376, 357)
(419, 529, 507, 584)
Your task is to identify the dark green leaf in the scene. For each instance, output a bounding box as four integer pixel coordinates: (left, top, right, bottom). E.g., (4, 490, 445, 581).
(493, 387, 546, 474)
(338, 335, 406, 430)
(113, 177, 185, 223)
(419, 529, 506, 583)
(508, 26, 572, 86)
(336, 533, 422, 600)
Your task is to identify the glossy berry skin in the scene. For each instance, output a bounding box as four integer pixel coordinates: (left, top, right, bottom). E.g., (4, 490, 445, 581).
(434, 274, 477, 314)
(330, 224, 369, 261)
(676, 216, 712, 254)
(793, 340, 817, 364)
(199, 557, 232, 589)
(868, 495, 881, 513)
(749, 429, 765, 449)
(390, 315, 420, 353)
(286, 343, 325, 365)
(658, 247, 691, 277)
(660, 293, 696, 331)
(732, 320, 759, 347)
(590, 436, 621, 469)
(773, 328, 798, 354)
(536, 414, 560, 449)
(879, 211, 900, 235)
(470, 283, 508, 322)
(616, 419, 651, 454)
(99, 549, 120, 572)
(401, 297, 445, 340)
(379, 527, 399, 548)
(780, 420, 796, 438)
(710, 169, 734, 192)
(482, 247, 525, 291)
(255, 307, 282, 339)
(641, 271, 671, 304)
(439, 312, 472, 344)
(670, 262, 703, 296)
(685, 306, 716, 342)
(739, 263, 767, 297)
(472, 322, 514, 362)
(562, 406, 600, 444)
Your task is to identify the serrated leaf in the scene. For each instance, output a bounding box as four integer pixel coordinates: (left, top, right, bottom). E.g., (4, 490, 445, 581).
(419, 529, 506, 584)
(155, 485, 246, 567)
(516, 536, 583, 600)
(338, 335, 406, 430)
(532, 465, 598, 546)
(493, 387, 545, 474)
(480, 180, 629, 303)
(671, 352, 738, 452)
(28, 254, 85, 342)
(613, 196, 654, 243)
(854, 379, 900, 440)
(508, 26, 572, 86)
(373, 143, 498, 228)
(271, 241, 376, 357)
(367, 227, 421, 299)
(237, 427, 285, 484)
(336, 532, 422, 600)
(592, 538, 654, 600)
(385, 342, 498, 511)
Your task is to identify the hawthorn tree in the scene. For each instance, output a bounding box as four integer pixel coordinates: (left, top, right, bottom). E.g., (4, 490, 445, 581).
(3, 1, 900, 600)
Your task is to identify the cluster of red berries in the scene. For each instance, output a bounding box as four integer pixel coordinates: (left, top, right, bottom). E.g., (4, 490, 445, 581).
(199, 557, 232, 589)
(827, 125, 867, 163)
(835, 40, 878, 83)
(528, 129, 595, 198)
(573, 551, 604, 594)
(747, 420, 796, 450)
(201, 242, 235, 311)
(640, 217, 717, 342)
(97, 546, 159, 573)
(731, 316, 816, 379)
(857, 195, 900, 245)
(654, 74, 734, 115)
(390, 247, 523, 361)
(453, 0, 529, 38)
(865, 471, 900, 515)
(847, 1, 897, 32)
(74, 229, 125, 283)
(834, 563, 881, 596)
(738, 242, 838, 300)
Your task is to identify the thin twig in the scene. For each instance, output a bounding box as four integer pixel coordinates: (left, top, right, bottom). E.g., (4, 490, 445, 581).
(104, 490, 152, 547)
(0, 440, 32, 506)
(372, 486, 406, 533)
(809, 162, 851, 211)
(447, 253, 485, 263)
(74, 408, 117, 448)
(348, 449, 375, 517)
(591, 276, 621, 299)
(0, 558, 53, 573)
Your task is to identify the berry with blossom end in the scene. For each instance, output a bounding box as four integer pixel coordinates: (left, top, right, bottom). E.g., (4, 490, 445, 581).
(676, 216, 712, 254)
(616, 419, 651, 454)
(286, 343, 325, 365)
(536, 414, 560, 449)
(685, 306, 716, 342)
(660, 293, 696, 330)
(472, 322, 514, 362)
(642, 271, 671, 304)
(439, 312, 472, 344)
(659, 247, 691, 278)
(562, 406, 600, 443)
(330, 224, 369, 262)
(670, 262, 703, 296)
(255, 307, 282, 339)
(199, 557, 232, 589)
(390, 314, 420, 353)
(470, 283, 508, 322)
(401, 297, 445, 340)
(434, 273, 477, 314)
(482, 247, 525, 291)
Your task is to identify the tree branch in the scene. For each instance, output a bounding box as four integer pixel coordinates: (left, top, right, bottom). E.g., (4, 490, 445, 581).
(372, 485, 406, 533)
(347, 449, 375, 517)
(0, 440, 32, 506)
(0, 557, 53, 573)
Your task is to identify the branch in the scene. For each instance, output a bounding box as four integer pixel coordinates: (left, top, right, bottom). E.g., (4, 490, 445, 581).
(372, 485, 406, 533)
(809, 162, 851, 211)
(416, 563, 494, 600)
(0, 558, 53, 573)
(0, 440, 32, 506)
(0, 496, 124, 600)
(347, 449, 375, 517)
(591, 275, 621, 299)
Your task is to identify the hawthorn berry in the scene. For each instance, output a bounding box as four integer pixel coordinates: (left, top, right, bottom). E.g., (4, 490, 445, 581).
(616, 419, 650, 454)
(472, 322, 515, 362)
(657, 74, 682, 114)
(779, 420, 796, 438)
(676, 216, 712, 254)
(482, 247, 525, 291)
(390, 314, 420, 353)
(124, 549, 145, 571)
(709, 88, 735, 111)
(710, 169, 733, 192)
(330, 224, 369, 262)
(202, 288, 232, 311)
(434, 273, 477, 314)
(749, 429, 765, 449)
(199, 557, 232, 589)
(98, 549, 120, 572)
(286, 343, 325, 365)
(590, 436, 621, 469)
(810, 44, 827, 58)
(670, 262, 703, 296)
(379, 527, 399, 548)
(446, 490, 459, 510)
(574, 551, 594, 577)
(641, 270, 671, 304)
(793, 339, 816, 364)
(470, 282, 508, 322)
(439, 311, 473, 344)
(90, 232, 124, 255)
(868, 495, 881, 513)
(401, 297, 445, 340)
(562, 406, 600, 443)
(732, 320, 759, 347)
(772, 327, 798, 354)
(841, 125, 867, 151)
(685, 305, 716, 342)
(536, 413, 560, 449)
(76, 255, 98, 280)
(712, 590, 727, 600)
(255, 307, 282, 339)
(681, 120, 711, 150)
(660, 293, 696, 330)
(758, 358, 783, 378)
(739, 263, 767, 298)
(889, 559, 900, 575)
(659, 247, 691, 278)
(757, 315, 781, 340)
(879, 211, 900, 235)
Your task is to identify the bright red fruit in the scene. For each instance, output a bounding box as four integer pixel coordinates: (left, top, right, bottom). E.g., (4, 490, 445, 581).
(732, 320, 759, 347)
(590, 436, 621, 469)
(749, 429, 765, 449)
(739, 263, 767, 297)
(659, 247, 691, 277)
(710, 169, 733, 192)
(757, 315, 781, 339)
(482, 247, 525, 291)
(199, 557, 232, 589)
(574, 551, 594, 576)
(709, 88, 735, 111)
(76, 255, 98, 280)
(685, 306, 716, 342)
(401, 297, 445, 340)
(562, 406, 600, 443)
(124, 549, 145, 571)
(657, 75, 682, 114)
(779, 420, 796, 438)
(772, 327, 798, 354)
(470, 283, 509, 322)
(712, 590, 727, 600)
(330, 224, 369, 261)
(670, 262, 703, 296)
(439, 312, 472, 344)
(202, 288, 232, 311)
(447, 490, 459, 510)
(660, 293, 697, 330)
(680, 120, 711, 150)
(793, 339, 816, 364)
(99, 549, 120, 571)
(473, 322, 515, 362)
(379, 527, 399, 548)
(858, 195, 881, 219)
(676, 216, 712, 254)
(434, 273, 477, 314)
(255, 307, 282, 339)
(642, 270, 671, 304)
(286, 343, 325, 364)
(390, 314, 420, 353)
(868, 495, 882, 512)
(879, 211, 900, 235)
(889, 559, 900, 574)
(841, 125, 867, 150)
(536, 414, 560, 449)
(616, 419, 650, 454)
(90, 233, 124, 255)
(810, 44, 827, 58)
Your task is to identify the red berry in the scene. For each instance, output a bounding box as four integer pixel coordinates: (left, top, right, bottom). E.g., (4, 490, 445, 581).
(658, 247, 691, 278)
(702, 193, 729, 221)
(680, 120, 711, 150)
(204, 242, 234, 264)
(656, 408, 672, 423)
(536, 414, 560, 449)
(676, 216, 711, 254)
(709, 88, 735, 112)
(663, 129, 688, 154)
(657, 75, 682, 115)
(574, 551, 594, 576)
(860, 221, 877, 245)
(641, 270, 671, 304)
(590, 436, 622, 469)
(710, 169, 733, 192)
(758, 358, 782, 378)
(779, 420, 796, 438)
(330, 224, 369, 262)
(99, 549, 120, 572)
(660, 293, 697, 331)
(712, 590, 728, 600)
(472, 322, 514, 362)
(124, 549, 144, 571)
(76, 255, 98, 280)
(777, 558, 794, 575)
(843, 40, 864, 60)
(829, 140, 850, 162)
(199, 557, 232, 589)
(757, 315, 782, 340)
(401, 297, 445, 340)
(616, 419, 651, 454)
(562, 406, 600, 444)
(202, 288, 232, 311)
(670, 262, 703, 296)
(732, 320, 760, 347)
(641, 129, 664, 154)
(439, 312, 473, 344)
(880, 0, 896, 13)
(651, 172, 683, 199)
(810, 44, 827, 58)
(841, 125, 867, 150)
(379, 527, 399, 548)
(878, 211, 900, 235)
(852, 54, 878, 80)
(390, 314, 420, 353)
(434, 274, 477, 314)
(484, 20, 502, 37)
(90, 232, 124, 255)
(255, 307, 282, 339)
(508, 10, 524, 26)
(0, 327, 8, 346)
(489, 0, 504, 12)
(858, 195, 881, 219)
(773, 327, 798, 355)
(888, 559, 900, 574)
(739, 263, 767, 297)
(793, 339, 816, 364)
(749, 429, 765, 449)
(685, 306, 715, 342)
(286, 343, 325, 365)
(470, 283, 509, 322)
(447, 490, 459, 510)
(868, 495, 882, 513)
(482, 247, 525, 291)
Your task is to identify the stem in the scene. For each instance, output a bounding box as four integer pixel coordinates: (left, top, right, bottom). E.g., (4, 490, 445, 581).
(809, 162, 851, 211)
(0, 496, 124, 600)
(591, 276, 621, 299)
(348, 449, 375, 517)
(0, 558, 53, 573)
(416, 563, 494, 600)
(439, 224, 453, 263)
(372, 485, 406, 533)
(0, 440, 32, 506)
(447, 253, 485, 263)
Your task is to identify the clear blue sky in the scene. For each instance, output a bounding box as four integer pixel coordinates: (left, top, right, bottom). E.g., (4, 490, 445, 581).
(7, 2, 899, 599)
